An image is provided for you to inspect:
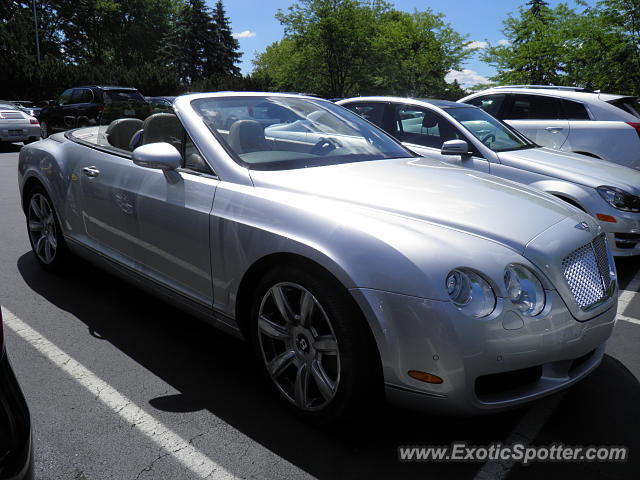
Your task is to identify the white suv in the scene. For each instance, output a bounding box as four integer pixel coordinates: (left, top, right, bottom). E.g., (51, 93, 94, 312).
(459, 86, 640, 169)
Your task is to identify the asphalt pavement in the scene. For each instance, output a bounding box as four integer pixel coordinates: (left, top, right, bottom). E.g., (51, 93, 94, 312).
(1, 143, 638, 480)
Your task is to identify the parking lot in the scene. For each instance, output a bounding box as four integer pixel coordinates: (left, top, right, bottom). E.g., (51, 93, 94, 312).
(1, 143, 638, 479)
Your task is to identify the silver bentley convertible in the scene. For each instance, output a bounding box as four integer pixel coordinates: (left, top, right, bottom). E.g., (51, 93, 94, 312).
(18, 92, 618, 423)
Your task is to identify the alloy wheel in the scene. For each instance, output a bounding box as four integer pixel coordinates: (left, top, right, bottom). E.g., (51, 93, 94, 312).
(258, 282, 341, 411)
(27, 193, 58, 264)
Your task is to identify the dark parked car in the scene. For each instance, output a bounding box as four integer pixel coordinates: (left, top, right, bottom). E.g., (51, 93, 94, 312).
(39, 86, 151, 138)
(145, 96, 176, 114)
(0, 308, 33, 480)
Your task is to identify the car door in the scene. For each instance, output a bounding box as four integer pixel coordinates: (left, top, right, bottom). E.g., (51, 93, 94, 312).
(391, 104, 490, 173)
(132, 132, 218, 306)
(71, 117, 217, 306)
(70, 88, 95, 127)
(47, 89, 73, 132)
(501, 94, 570, 149)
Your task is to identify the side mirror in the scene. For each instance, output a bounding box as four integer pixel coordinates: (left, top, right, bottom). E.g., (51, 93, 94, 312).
(441, 139, 471, 157)
(132, 142, 181, 170)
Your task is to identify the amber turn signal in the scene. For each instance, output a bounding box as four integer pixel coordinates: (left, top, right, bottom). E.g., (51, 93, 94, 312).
(596, 213, 617, 223)
(408, 370, 443, 384)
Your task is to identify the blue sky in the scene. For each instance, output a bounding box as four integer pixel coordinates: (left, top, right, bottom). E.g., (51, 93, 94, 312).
(223, 0, 593, 88)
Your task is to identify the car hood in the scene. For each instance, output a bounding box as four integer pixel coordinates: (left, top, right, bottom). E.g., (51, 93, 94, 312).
(250, 157, 585, 253)
(497, 147, 640, 194)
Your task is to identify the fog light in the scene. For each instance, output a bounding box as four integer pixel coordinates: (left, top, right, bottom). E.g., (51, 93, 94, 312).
(408, 370, 443, 384)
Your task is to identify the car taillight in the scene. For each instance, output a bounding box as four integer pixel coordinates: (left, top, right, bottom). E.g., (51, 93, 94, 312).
(97, 105, 105, 114)
(626, 122, 640, 138)
(30, 119, 39, 125)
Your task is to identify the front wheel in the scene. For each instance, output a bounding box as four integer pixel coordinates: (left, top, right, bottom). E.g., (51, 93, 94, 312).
(251, 266, 382, 424)
(26, 186, 70, 272)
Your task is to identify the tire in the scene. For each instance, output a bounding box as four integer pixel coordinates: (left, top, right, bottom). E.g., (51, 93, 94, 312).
(40, 121, 49, 138)
(25, 185, 71, 273)
(250, 265, 382, 425)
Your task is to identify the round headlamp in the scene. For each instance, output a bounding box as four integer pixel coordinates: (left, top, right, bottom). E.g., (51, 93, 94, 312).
(446, 269, 496, 318)
(504, 264, 545, 316)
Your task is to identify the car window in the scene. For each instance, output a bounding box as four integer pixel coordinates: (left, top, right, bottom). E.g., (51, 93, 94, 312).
(393, 105, 465, 150)
(183, 135, 214, 175)
(342, 102, 386, 126)
(503, 94, 562, 120)
(608, 97, 640, 119)
(191, 96, 413, 170)
(105, 90, 146, 103)
(446, 106, 535, 152)
(71, 89, 93, 104)
(560, 99, 590, 120)
(465, 94, 507, 117)
(58, 89, 73, 106)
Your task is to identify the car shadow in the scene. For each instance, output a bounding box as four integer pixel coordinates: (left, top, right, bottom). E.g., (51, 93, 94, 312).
(0, 142, 23, 153)
(16, 252, 640, 479)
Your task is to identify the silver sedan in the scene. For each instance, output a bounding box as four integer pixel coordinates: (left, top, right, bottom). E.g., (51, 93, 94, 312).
(18, 92, 617, 423)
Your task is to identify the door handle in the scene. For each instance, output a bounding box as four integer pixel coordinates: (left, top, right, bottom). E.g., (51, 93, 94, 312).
(545, 126, 564, 132)
(82, 166, 100, 177)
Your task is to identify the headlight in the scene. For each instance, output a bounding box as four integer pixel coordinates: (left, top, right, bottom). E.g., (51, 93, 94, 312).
(597, 186, 640, 212)
(503, 264, 545, 316)
(446, 269, 496, 318)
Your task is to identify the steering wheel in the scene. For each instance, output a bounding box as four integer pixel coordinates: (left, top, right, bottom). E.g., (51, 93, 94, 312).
(310, 137, 338, 155)
(481, 133, 496, 146)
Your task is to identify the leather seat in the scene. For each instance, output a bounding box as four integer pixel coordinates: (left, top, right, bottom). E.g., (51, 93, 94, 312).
(227, 120, 270, 154)
(140, 113, 182, 149)
(105, 118, 143, 151)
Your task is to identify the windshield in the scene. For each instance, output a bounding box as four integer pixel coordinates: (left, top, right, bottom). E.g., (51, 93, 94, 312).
(191, 96, 413, 170)
(446, 106, 535, 152)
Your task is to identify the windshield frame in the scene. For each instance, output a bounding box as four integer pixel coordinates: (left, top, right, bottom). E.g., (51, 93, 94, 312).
(443, 105, 539, 153)
(190, 95, 417, 171)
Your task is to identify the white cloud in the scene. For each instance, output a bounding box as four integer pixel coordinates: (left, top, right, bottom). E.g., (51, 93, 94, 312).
(464, 40, 488, 50)
(233, 30, 256, 39)
(445, 69, 489, 89)
(498, 39, 510, 46)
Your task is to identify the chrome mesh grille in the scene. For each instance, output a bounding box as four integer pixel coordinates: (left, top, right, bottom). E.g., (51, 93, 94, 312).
(562, 234, 612, 310)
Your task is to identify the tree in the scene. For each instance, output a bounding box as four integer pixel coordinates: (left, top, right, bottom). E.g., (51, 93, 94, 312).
(253, 0, 472, 98)
(160, 0, 212, 84)
(481, 1, 567, 85)
(208, 0, 241, 77)
(372, 9, 472, 97)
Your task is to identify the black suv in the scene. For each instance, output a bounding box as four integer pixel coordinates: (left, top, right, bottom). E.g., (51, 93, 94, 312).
(39, 86, 150, 138)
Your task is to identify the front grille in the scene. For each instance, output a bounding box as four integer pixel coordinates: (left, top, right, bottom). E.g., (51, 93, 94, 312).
(561, 234, 613, 310)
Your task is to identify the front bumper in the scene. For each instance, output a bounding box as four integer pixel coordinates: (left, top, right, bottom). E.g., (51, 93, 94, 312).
(0, 354, 33, 480)
(595, 210, 640, 257)
(351, 288, 616, 415)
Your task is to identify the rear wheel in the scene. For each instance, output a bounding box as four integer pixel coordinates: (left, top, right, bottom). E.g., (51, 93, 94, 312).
(250, 266, 381, 424)
(26, 186, 70, 272)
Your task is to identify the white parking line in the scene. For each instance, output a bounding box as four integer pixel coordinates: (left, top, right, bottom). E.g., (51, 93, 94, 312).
(618, 267, 640, 311)
(472, 393, 565, 480)
(1, 307, 312, 480)
(617, 314, 640, 326)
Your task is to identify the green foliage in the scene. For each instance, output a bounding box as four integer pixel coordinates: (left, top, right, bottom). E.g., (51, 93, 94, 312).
(0, 0, 246, 100)
(483, 0, 640, 95)
(252, 0, 472, 98)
